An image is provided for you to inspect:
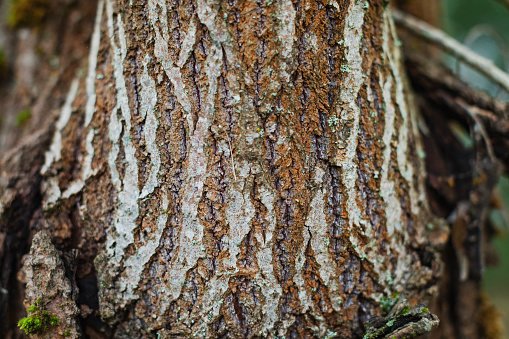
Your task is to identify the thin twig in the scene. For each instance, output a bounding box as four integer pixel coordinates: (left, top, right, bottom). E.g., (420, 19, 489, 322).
(456, 98, 496, 160)
(226, 132, 237, 182)
(392, 9, 509, 94)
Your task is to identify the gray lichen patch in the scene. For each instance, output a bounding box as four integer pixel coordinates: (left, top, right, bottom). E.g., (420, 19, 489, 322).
(20, 231, 80, 338)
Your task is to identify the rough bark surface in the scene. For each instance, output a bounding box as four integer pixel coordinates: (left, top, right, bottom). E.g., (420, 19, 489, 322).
(1, 0, 452, 338)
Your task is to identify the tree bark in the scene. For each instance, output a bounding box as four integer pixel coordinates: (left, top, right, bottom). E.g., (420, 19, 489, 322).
(0, 0, 500, 338)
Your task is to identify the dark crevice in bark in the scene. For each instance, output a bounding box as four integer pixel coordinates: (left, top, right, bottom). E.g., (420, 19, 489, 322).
(355, 85, 385, 237)
(188, 52, 202, 133)
(325, 6, 339, 109)
(253, 0, 266, 110)
(357, 296, 375, 337)
(212, 315, 227, 337)
(0, 123, 55, 335)
(443, 241, 462, 336)
(127, 0, 149, 43)
(201, 152, 228, 278)
(232, 289, 246, 329)
(275, 197, 292, 286)
(116, 112, 127, 190)
(318, 110, 327, 132)
(311, 134, 327, 161)
(77, 275, 113, 338)
(129, 51, 142, 120)
(327, 166, 346, 261)
(0, 179, 42, 336)
(170, 2, 183, 60)
(239, 229, 257, 270)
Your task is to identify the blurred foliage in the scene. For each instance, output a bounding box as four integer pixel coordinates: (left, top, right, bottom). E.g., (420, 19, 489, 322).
(15, 109, 31, 127)
(444, 0, 509, 38)
(443, 0, 509, 100)
(8, 0, 49, 29)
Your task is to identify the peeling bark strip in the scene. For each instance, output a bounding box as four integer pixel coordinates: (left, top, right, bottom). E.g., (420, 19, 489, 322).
(36, 0, 440, 337)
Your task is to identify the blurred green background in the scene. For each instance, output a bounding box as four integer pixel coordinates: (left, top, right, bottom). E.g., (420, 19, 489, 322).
(443, 0, 509, 99)
(443, 0, 509, 336)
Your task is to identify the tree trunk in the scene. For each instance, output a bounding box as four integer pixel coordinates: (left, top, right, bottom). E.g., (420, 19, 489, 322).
(0, 0, 499, 338)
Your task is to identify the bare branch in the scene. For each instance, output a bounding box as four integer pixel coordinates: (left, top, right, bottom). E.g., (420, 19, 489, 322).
(392, 9, 509, 94)
(456, 98, 496, 160)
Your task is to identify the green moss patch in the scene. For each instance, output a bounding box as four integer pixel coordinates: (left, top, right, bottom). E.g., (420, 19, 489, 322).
(15, 109, 31, 126)
(18, 302, 59, 335)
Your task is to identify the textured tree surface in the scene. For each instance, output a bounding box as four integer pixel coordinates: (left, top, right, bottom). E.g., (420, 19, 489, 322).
(1, 0, 505, 338)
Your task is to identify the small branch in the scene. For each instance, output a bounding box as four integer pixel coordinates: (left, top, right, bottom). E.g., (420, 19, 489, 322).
(456, 98, 496, 160)
(226, 133, 237, 182)
(392, 9, 509, 94)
